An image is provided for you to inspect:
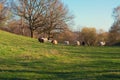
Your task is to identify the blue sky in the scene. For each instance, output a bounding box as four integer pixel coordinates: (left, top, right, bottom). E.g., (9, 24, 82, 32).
(62, 0, 120, 31)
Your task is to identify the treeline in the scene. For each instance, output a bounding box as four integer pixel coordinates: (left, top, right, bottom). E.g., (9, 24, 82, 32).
(0, 0, 120, 46)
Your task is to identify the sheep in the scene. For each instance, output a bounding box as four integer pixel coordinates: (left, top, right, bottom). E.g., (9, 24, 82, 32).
(51, 40, 58, 45)
(38, 37, 44, 43)
(38, 37, 48, 43)
(43, 38, 48, 42)
(64, 41, 70, 45)
(81, 41, 85, 46)
(99, 41, 106, 46)
(75, 41, 80, 46)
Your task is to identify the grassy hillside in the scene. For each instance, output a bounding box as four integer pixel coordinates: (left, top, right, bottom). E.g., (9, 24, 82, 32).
(0, 30, 120, 80)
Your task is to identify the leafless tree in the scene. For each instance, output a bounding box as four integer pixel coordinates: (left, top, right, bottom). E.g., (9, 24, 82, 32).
(42, 0, 73, 39)
(12, 0, 73, 38)
(109, 6, 120, 45)
(0, 0, 8, 24)
(12, 0, 48, 38)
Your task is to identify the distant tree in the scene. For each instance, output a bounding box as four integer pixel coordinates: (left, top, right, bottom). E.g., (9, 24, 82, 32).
(0, 0, 8, 25)
(7, 19, 30, 36)
(80, 27, 97, 46)
(97, 29, 109, 45)
(109, 6, 120, 45)
(55, 28, 77, 43)
(0, 0, 12, 30)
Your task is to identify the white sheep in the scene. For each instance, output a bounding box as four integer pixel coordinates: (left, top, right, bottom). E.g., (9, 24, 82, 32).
(51, 40, 58, 45)
(64, 41, 70, 45)
(75, 41, 80, 46)
(99, 41, 106, 46)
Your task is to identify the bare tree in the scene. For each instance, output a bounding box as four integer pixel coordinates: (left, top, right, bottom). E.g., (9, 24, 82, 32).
(42, 0, 73, 39)
(109, 6, 120, 45)
(12, 0, 73, 38)
(111, 6, 120, 33)
(12, 0, 48, 38)
(0, 0, 8, 24)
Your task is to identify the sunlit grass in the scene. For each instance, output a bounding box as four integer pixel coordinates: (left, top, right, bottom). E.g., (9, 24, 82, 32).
(0, 30, 120, 80)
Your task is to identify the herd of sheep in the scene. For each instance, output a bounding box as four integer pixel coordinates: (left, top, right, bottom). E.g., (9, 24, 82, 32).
(38, 37, 106, 46)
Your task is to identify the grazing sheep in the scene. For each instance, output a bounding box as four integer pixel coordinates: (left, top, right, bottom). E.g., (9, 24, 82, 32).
(38, 37, 48, 43)
(48, 40, 52, 43)
(99, 41, 106, 46)
(43, 38, 48, 42)
(81, 41, 85, 46)
(64, 41, 70, 45)
(38, 37, 44, 43)
(51, 40, 58, 45)
(75, 41, 80, 46)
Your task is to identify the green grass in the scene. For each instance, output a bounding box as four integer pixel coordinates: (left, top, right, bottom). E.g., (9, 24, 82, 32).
(0, 30, 120, 80)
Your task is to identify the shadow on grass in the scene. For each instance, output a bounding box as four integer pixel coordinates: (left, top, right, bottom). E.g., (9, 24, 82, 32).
(0, 78, 28, 80)
(96, 73, 120, 80)
(0, 69, 120, 80)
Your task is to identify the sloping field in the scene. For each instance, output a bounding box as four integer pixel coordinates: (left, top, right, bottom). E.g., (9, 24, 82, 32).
(0, 30, 120, 80)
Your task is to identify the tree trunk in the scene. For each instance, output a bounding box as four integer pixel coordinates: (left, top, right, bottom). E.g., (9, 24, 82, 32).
(30, 29, 34, 38)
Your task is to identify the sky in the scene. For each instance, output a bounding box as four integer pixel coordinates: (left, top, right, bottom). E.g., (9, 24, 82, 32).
(61, 0, 120, 31)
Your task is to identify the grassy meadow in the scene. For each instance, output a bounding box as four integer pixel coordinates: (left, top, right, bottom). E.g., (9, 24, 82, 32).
(0, 30, 120, 80)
